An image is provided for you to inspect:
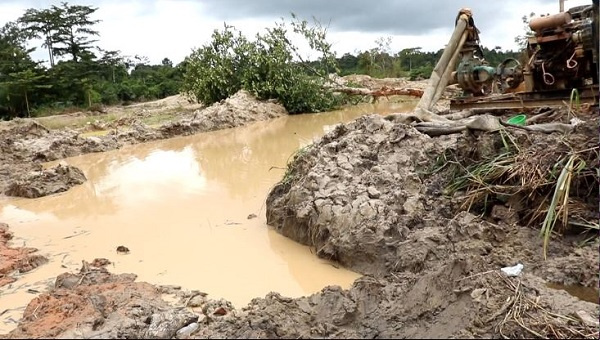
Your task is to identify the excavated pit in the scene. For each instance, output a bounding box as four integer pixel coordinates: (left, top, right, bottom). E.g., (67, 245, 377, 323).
(1, 77, 598, 338)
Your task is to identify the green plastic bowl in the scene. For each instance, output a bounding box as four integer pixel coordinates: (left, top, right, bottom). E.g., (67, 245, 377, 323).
(507, 114, 526, 126)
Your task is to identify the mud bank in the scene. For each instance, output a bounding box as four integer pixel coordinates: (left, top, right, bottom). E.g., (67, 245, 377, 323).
(0, 223, 47, 287)
(4, 255, 598, 339)
(266, 114, 599, 281)
(0, 90, 288, 198)
(264, 112, 599, 337)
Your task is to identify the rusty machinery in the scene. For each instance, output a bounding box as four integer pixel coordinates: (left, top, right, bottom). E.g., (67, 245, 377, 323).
(450, 0, 599, 110)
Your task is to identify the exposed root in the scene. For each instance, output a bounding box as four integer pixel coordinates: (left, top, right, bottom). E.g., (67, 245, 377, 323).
(332, 85, 424, 99)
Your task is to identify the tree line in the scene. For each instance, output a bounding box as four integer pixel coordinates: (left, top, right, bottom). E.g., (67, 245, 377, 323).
(335, 38, 521, 80)
(0, 2, 183, 119)
(1, 2, 522, 119)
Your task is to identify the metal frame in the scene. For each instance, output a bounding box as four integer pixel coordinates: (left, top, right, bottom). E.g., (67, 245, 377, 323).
(450, 85, 599, 110)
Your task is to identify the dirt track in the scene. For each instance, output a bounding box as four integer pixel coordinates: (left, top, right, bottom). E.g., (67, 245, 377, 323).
(1, 76, 598, 339)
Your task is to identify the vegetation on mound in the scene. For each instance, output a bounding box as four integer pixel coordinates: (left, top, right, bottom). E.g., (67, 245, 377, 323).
(471, 271, 599, 339)
(443, 115, 599, 257)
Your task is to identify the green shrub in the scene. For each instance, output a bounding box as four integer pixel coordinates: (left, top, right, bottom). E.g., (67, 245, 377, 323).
(182, 16, 344, 114)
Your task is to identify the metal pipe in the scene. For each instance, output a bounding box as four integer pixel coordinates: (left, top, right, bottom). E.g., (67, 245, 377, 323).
(529, 11, 571, 32)
(560, 0, 564, 12)
(417, 11, 470, 111)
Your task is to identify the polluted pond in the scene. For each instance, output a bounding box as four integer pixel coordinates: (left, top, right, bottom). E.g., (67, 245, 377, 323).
(0, 85, 598, 338)
(0, 95, 416, 336)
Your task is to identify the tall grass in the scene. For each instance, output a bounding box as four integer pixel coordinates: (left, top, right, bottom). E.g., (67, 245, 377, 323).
(444, 127, 598, 257)
(540, 154, 586, 259)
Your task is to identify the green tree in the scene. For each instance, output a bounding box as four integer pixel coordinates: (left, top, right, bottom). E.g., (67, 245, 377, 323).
(0, 22, 43, 118)
(51, 2, 100, 62)
(97, 48, 128, 83)
(397, 47, 422, 71)
(183, 15, 341, 114)
(357, 50, 375, 75)
(183, 24, 251, 104)
(19, 2, 100, 65)
(373, 36, 393, 76)
(337, 53, 359, 75)
(6, 69, 51, 116)
(18, 8, 61, 66)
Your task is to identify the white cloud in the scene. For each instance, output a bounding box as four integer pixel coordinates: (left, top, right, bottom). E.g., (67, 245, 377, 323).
(0, 0, 595, 65)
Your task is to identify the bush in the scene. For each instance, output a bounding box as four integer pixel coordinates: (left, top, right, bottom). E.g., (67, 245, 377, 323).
(182, 16, 344, 114)
(409, 65, 434, 80)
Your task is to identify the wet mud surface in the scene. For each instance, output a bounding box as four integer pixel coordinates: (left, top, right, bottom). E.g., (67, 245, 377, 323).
(0, 223, 48, 288)
(1, 77, 598, 338)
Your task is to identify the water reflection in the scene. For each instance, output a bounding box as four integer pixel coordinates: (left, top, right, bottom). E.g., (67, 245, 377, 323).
(95, 147, 207, 203)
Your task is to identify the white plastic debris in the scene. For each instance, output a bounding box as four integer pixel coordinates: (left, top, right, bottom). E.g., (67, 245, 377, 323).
(570, 117, 584, 127)
(501, 263, 524, 277)
(176, 322, 199, 339)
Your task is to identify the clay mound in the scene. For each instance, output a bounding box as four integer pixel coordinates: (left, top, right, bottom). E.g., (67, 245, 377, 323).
(266, 113, 598, 280)
(5, 164, 87, 198)
(196, 261, 599, 339)
(263, 111, 599, 338)
(267, 115, 458, 275)
(0, 120, 50, 139)
(159, 90, 288, 137)
(5, 262, 199, 339)
(0, 223, 48, 287)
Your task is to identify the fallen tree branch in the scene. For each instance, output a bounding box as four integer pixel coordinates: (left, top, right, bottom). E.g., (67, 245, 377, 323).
(414, 124, 466, 136)
(525, 108, 558, 124)
(443, 108, 513, 120)
(331, 85, 424, 99)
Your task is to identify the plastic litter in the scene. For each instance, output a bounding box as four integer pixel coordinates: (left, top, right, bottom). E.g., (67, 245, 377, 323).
(570, 117, 584, 127)
(500, 263, 524, 277)
(507, 114, 527, 126)
(176, 322, 199, 338)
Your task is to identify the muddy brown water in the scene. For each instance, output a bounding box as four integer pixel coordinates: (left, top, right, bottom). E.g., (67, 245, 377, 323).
(0, 100, 417, 333)
(546, 282, 600, 305)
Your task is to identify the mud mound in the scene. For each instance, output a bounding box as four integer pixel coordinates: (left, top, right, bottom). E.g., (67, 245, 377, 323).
(264, 113, 598, 338)
(0, 120, 50, 138)
(5, 164, 87, 198)
(5, 257, 598, 339)
(0, 223, 48, 287)
(266, 114, 598, 280)
(6, 262, 199, 339)
(196, 262, 598, 339)
(267, 115, 457, 275)
(159, 90, 288, 137)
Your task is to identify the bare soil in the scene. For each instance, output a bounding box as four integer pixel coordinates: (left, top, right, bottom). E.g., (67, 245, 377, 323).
(0, 90, 288, 199)
(0, 223, 48, 288)
(1, 77, 598, 339)
(264, 112, 599, 338)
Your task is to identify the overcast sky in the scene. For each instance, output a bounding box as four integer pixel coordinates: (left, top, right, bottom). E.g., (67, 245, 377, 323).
(0, 0, 594, 65)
